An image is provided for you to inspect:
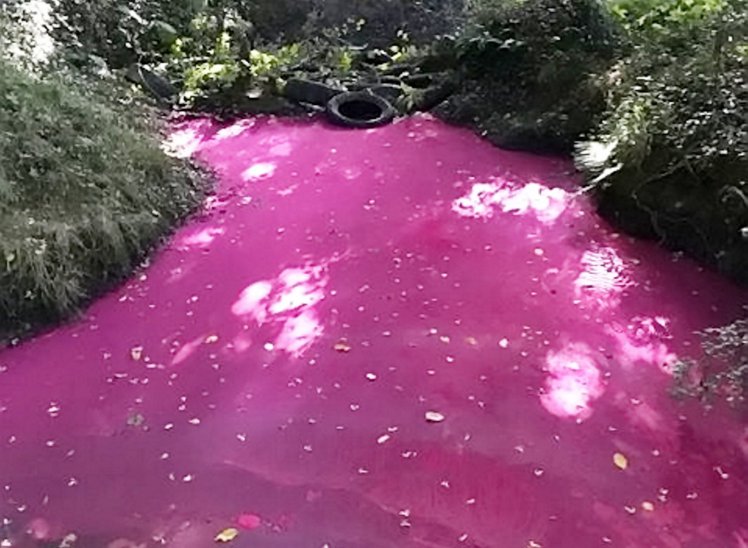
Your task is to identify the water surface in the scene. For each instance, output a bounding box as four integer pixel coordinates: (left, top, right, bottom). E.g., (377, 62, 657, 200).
(1, 115, 746, 547)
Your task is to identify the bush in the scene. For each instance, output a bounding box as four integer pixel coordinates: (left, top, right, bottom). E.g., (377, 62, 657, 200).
(608, 0, 728, 48)
(0, 57, 205, 341)
(576, 0, 748, 282)
(436, 0, 621, 152)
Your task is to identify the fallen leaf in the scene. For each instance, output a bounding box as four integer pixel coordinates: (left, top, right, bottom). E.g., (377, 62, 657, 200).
(130, 346, 143, 361)
(237, 513, 261, 530)
(425, 411, 446, 423)
(613, 452, 629, 470)
(215, 527, 239, 543)
(465, 336, 478, 346)
(334, 340, 352, 353)
(641, 501, 655, 511)
(126, 412, 145, 427)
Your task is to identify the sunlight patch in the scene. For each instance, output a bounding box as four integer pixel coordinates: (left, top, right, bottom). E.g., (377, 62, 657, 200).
(540, 343, 605, 420)
(452, 180, 570, 224)
(606, 315, 676, 372)
(179, 227, 225, 248)
(242, 162, 276, 181)
(232, 265, 328, 358)
(574, 246, 636, 311)
(214, 120, 255, 141)
(163, 127, 204, 159)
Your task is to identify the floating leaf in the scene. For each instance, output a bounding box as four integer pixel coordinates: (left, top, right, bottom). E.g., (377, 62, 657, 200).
(126, 412, 145, 427)
(334, 340, 352, 353)
(425, 411, 446, 423)
(130, 346, 143, 361)
(613, 452, 629, 470)
(214, 527, 239, 543)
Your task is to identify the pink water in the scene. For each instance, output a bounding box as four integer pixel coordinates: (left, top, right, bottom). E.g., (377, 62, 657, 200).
(1, 115, 747, 548)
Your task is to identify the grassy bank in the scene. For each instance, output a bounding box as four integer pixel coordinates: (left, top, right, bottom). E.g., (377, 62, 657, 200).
(0, 57, 206, 342)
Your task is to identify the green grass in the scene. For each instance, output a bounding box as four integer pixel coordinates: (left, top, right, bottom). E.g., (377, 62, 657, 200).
(0, 58, 206, 341)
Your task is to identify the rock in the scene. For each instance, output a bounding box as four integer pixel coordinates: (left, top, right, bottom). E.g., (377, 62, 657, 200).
(362, 49, 393, 65)
(283, 78, 343, 106)
(125, 64, 178, 101)
(409, 75, 459, 112)
(403, 73, 435, 89)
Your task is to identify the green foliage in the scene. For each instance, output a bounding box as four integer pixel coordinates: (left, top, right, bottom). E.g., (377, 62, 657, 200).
(576, 2, 748, 280)
(673, 318, 748, 408)
(0, 58, 205, 340)
(609, 0, 728, 47)
(438, 0, 620, 151)
(49, 0, 367, 111)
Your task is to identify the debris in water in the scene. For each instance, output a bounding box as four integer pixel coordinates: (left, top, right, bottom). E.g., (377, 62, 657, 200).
(613, 452, 629, 470)
(425, 411, 445, 423)
(334, 340, 352, 353)
(214, 527, 239, 543)
(130, 346, 144, 361)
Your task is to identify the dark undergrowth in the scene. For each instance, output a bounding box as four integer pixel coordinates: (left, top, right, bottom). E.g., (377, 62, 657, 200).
(437, 0, 621, 152)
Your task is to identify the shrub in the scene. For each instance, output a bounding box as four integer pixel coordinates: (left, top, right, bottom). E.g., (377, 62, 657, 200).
(608, 0, 728, 48)
(0, 57, 205, 341)
(436, 0, 621, 152)
(576, 0, 748, 282)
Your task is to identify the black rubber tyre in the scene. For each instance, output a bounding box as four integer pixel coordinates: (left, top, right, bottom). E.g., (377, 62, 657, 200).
(326, 91, 396, 129)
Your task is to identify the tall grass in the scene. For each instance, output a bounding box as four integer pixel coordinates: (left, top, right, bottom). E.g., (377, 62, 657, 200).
(0, 58, 206, 340)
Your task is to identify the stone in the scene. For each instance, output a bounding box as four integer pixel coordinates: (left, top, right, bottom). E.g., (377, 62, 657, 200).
(125, 64, 177, 101)
(283, 78, 343, 106)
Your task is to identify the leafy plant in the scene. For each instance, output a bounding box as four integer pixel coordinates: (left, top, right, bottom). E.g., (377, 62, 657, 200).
(576, 1, 748, 280)
(609, 0, 728, 48)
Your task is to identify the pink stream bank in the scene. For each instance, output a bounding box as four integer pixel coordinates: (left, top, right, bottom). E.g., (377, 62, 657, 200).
(0, 115, 747, 548)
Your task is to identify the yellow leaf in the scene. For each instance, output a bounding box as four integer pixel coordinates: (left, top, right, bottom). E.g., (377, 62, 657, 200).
(334, 340, 352, 353)
(214, 527, 239, 543)
(613, 452, 629, 470)
(425, 411, 446, 423)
